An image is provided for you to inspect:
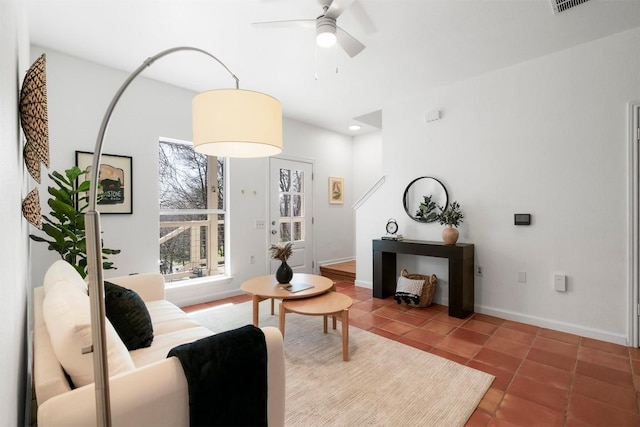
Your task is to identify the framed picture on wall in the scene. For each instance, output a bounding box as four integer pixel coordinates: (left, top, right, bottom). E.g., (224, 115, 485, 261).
(329, 177, 344, 204)
(75, 151, 133, 214)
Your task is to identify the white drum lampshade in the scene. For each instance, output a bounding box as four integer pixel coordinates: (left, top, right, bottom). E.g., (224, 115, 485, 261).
(193, 88, 282, 158)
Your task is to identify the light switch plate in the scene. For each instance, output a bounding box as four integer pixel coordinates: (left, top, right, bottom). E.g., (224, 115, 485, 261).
(425, 109, 441, 122)
(554, 274, 566, 292)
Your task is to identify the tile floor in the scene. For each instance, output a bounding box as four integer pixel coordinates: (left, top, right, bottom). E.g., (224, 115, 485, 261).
(183, 281, 640, 426)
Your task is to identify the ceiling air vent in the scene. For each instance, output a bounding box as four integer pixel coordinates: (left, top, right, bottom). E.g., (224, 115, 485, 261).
(551, 0, 590, 14)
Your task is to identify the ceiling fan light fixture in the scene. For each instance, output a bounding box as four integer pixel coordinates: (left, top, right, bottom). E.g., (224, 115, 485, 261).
(316, 16, 337, 48)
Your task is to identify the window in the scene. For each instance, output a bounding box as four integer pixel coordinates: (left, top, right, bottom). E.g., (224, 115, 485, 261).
(158, 139, 226, 281)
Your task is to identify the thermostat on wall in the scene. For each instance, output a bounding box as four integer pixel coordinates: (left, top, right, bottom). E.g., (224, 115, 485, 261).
(514, 213, 531, 226)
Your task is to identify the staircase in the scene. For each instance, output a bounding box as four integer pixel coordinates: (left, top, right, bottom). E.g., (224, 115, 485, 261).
(319, 260, 355, 285)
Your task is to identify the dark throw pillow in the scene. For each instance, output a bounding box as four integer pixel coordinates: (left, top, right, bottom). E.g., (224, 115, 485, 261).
(104, 281, 154, 350)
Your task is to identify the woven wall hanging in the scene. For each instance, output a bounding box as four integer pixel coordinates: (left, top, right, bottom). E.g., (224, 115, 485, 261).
(20, 53, 50, 180)
(22, 188, 42, 229)
(23, 140, 42, 183)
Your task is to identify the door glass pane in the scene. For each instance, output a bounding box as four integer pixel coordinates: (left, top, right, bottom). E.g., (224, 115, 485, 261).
(292, 170, 303, 192)
(280, 222, 291, 242)
(279, 194, 291, 217)
(279, 168, 290, 192)
(293, 221, 302, 241)
(292, 195, 302, 217)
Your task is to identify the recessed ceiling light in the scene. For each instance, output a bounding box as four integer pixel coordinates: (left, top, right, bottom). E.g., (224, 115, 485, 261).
(348, 125, 361, 131)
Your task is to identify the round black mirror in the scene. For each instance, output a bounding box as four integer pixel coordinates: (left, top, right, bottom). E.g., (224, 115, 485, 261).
(403, 177, 448, 223)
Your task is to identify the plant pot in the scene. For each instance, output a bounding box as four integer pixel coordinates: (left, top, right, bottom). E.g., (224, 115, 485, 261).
(442, 225, 459, 245)
(275, 260, 293, 284)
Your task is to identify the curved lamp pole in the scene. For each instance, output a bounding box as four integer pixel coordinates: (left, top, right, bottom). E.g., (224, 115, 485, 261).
(85, 47, 282, 426)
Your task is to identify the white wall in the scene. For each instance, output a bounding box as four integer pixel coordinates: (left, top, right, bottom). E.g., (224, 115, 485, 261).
(355, 28, 640, 345)
(353, 131, 383, 200)
(28, 48, 356, 304)
(0, 0, 31, 424)
(352, 131, 383, 287)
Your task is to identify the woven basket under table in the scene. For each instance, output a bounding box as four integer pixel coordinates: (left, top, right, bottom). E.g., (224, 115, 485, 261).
(396, 269, 437, 308)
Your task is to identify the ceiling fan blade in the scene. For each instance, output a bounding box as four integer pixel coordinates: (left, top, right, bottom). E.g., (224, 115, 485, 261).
(325, 0, 356, 19)
(336, 26, 365, 57)
(252, 19, 315, 29)
(347, 0, 377, 34)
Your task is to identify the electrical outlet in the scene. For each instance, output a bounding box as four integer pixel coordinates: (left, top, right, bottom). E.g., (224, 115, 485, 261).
(255, 220, 265, 230)
(475, 265, 483, 277)
(249, 255, 255, 264)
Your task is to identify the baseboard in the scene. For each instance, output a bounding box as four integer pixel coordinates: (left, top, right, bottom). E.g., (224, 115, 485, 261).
(318, 257, 355, 267)
(165, 276, 241, 308)
(352, 281, 628, 345)
(476, 304, 628, 346)
(173, 289, 244, 308)
(354, 280, 371, 288)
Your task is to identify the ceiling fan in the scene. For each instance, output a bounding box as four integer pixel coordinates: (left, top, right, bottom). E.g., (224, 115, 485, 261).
(253, 0, 366, 58)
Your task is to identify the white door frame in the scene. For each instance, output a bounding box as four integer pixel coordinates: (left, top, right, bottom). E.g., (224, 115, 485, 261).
(629, 101, 640, 347)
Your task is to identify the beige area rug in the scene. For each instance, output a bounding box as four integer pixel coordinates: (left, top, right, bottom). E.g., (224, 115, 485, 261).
(190, 300, 494, 426)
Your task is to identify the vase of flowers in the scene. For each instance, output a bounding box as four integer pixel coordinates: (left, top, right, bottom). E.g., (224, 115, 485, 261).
(270, 242, 294, 284)
(438, 201, 464, 245)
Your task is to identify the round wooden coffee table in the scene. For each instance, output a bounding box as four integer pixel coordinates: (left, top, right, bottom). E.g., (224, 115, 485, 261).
(240, 274, 334, 326)
(279, 292, 353, 361)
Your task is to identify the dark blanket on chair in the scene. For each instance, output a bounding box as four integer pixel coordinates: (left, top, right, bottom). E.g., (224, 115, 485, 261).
(167, 324, 268, 427)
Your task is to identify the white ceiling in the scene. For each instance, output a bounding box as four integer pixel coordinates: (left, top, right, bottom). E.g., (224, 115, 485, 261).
(26, 0, 640, 136)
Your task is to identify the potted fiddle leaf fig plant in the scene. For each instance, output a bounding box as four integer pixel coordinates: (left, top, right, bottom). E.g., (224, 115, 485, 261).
(438, 201, 464, 245)
(29, 166, 121, 278)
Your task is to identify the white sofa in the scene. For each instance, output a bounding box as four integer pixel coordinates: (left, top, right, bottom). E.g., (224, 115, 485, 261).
(33, 260, 285, 427)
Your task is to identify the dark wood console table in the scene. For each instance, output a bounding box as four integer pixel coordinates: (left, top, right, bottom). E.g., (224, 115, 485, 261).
(373, 239, 475, 318)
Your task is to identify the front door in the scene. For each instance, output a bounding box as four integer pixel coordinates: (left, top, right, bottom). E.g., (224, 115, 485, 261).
(269, 158, 314, 274)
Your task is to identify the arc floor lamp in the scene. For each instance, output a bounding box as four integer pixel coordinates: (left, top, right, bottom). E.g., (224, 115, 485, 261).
(85, 46, 282, 426)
